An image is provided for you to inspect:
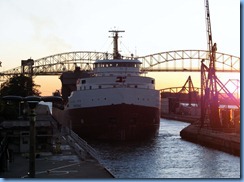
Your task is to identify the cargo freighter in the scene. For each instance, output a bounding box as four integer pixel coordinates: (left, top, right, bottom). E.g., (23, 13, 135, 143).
(53, 30, 160, 140)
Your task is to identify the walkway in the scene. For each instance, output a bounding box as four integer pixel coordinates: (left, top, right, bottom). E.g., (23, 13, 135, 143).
(1, 105, 114, 178)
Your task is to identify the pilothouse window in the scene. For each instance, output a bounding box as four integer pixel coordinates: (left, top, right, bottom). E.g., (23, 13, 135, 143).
(94, 61, 141, 68)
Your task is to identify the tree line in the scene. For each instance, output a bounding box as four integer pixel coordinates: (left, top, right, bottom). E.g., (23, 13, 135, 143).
(0, 75, 41, 120)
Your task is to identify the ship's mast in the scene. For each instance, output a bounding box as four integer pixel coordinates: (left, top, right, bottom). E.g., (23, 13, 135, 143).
(109, 30, 125, 59)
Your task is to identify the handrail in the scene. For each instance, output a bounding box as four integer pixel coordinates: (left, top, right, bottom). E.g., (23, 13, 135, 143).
(63, 127, 102, 162)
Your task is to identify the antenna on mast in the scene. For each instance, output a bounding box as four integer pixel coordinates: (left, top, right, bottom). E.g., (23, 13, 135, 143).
(109, 30, 125, 59)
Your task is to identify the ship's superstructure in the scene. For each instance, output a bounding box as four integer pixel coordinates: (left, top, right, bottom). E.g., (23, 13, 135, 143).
(63, 31, 160, 140)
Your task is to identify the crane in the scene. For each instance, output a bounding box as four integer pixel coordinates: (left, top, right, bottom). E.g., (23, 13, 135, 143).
(200, 0, 221, 128)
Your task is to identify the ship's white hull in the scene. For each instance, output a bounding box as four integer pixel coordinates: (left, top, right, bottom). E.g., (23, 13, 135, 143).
(66, 87, 160, 140)
(68, 87, 160, 109)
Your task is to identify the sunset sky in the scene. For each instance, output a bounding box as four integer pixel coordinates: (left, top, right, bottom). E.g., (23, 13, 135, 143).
(0, 0, 240, 96)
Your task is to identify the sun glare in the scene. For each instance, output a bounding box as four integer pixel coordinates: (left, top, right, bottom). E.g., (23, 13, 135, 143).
(217, 73, 240, 98)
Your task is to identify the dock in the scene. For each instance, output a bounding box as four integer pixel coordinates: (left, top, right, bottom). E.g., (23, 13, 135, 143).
(0, 104, 114, 178)
(161, 113, 199, 123)
(180, 123, 240, 156)
(1, 137, 114, 178)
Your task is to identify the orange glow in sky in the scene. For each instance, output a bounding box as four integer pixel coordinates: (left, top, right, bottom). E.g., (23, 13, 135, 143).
(0, 0, 240, 96)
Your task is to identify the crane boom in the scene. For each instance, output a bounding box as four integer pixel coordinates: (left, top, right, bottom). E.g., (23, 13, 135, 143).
(205, 0, 213, 55)
(201, 0, 221, 128)
(205, 0, 217, 69)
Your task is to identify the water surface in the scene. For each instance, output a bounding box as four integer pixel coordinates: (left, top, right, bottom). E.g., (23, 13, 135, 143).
(89, 119, 240, 178)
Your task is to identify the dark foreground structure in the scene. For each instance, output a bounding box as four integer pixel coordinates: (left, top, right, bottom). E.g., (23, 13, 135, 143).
(1, 135, 114, 178)
(0, 104, 114, 178)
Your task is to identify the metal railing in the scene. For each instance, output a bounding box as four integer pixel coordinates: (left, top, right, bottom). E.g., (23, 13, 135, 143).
(63, 127, 102, 162)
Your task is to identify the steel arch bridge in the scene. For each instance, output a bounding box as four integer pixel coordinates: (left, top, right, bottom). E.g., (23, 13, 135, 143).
(0, 49, 240, 80)
(138, 50, 240, 72)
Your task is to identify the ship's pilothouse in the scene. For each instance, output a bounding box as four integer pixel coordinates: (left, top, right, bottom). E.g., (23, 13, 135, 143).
(93, 30, 142, 77)
(76, 66, 155, 91)
(76, 30, 155, 91)
(93, 59, 141, 77)
(76, 58, 155, 91)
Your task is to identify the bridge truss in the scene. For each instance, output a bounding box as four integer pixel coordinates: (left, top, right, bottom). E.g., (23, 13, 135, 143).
(0, 49, 240, 81)
(138, 50, 239, 72)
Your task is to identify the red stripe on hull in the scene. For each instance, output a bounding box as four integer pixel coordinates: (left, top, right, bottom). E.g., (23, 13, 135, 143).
(67, 104, 160, 141)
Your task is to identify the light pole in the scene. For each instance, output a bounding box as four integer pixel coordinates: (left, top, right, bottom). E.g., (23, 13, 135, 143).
(24, 96, 41, 178)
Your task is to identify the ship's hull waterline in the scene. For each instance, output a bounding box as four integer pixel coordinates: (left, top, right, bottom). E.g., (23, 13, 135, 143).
(67, 103, 160, 141)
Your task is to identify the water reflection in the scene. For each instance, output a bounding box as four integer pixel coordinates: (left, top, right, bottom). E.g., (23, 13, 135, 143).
(89, 119, 240, 178)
